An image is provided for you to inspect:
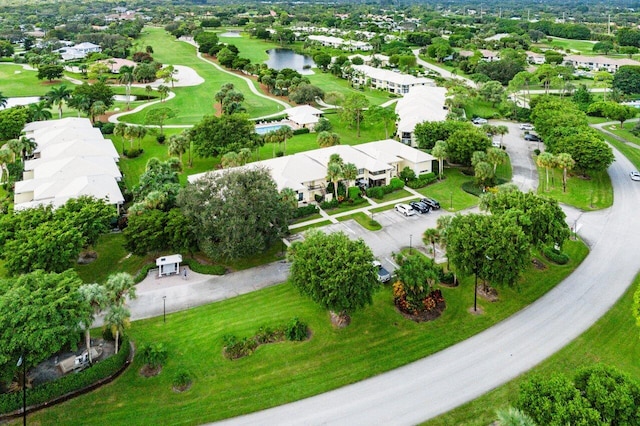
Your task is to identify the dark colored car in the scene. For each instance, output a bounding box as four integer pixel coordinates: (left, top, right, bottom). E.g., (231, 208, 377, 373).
(421, 197, 441, 210)
(524, 133, 541, 142)
(409, 201, 430, 214)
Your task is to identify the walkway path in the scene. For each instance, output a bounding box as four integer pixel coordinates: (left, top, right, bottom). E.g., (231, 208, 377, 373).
(214, 139, 640, 425)
(413, 49, 477, 88)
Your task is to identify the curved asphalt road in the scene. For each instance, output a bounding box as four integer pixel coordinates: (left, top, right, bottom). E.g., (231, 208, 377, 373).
(215, 147, 640, 424)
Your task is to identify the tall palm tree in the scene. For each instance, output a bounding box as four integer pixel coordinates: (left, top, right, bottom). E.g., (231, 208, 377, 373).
(114, 123, 128, 152)
(431, 140, 447, 180)
(422, 228, 440, 259)
(105, 272, 137, 306)
(495, 125, 509, 144)
(28, 101, 52, 121)
(118, 65, 135, 111)
(341, 162, 358, 199)
(168, 133, 189, 163)
(104, 305, 130, 354)
(8, 136, 36, 162)
(157, 84, 169, 102)
(536, 152, 555, 191)
(68, 93, 91, 118)
(487, 147, 508, 174)
(44, 85, 72, 119)
(326, 161, 342, 200)
(78, 283, 108, 363)
(277, 126, 294, 155)
(135, 126, 147, 150)
(555, 152, 575, 193)
(89, 101, 106, 123)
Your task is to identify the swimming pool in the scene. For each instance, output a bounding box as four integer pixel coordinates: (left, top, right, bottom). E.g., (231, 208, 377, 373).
(255, 123, 293, 135)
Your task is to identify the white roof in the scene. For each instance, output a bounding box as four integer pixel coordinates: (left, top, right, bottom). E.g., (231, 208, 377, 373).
(25, 156, 121, 180)
(32, 128, 104, 151)
(395, 85, 448, 133)
(354, 139, 436, 164)
(24, 117, 92, 133)
(351, 65, 434, 87)
(564, 54, 640, 67)
(286, 105, 324, 126)
(36, 139, 119, 161)
(73, 42, 101, 50)
(156, 254, 183, 266)
(303, 145, 392, 174)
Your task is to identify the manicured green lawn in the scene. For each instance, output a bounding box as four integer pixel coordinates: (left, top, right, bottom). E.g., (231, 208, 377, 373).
(425, 272, 640, 426)
(600, 133, 640, 167)
(28, 240, 587, 425)
(604, 122, 640, 147)
(120, 27, 287, 125)
(464, 98, 502, 119)
(306, 71, 395, 106)
(375, 188, 412, 202)
(416, 168, 479, 212)
(536, 165, 613, 211)
(215, 32, 279, 64)
(290, 219, 333, 233)
(0, 64, 69, 97)
(340, 212, 383, 231)
(540, 37, 597, 55)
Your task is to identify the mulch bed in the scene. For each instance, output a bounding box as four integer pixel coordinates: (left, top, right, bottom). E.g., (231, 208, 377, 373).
(531, 257, 547, 270)
(173, 382, 192, 393)
(395, 299, 447, 323)
(139, 364, 162, 377)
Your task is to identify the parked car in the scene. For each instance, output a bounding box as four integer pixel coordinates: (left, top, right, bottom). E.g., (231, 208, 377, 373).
(524, 133, 542, 142)
(394, 203, 416, 216)
(519, 123, 535, 131)
(491, 139, 501, 148)
(630, 171, 640, 181)
(409, 201, 430, 214)
(373, 260, 391, 283)
(421, 197, 441, 210)
(472, 117, 488, 125)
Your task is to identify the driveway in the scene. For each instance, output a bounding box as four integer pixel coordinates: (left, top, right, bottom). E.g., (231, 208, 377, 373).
(491, 120, 539, 193)
(213, 147, 640, 425)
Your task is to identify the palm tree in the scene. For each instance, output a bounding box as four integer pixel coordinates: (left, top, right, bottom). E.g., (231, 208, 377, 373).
(536, 152, 555, 191)
(157, 84, 169, 102)
(105, 272, 137, 307)
(431, 140, 447, 180)
(78, 283, 108, 363)
(0, 148, 12, 183)
(114, 123, 128, 152)
(8, 136, 36, 162)
(68, 93, 91, 118)
(28, 101, 52, 121)
(145, 85, 153, 100)
(44, 85, 72, 119)
(326, 161, 342, 200)
(104, 305, 130, 354)
(317, 131, 340, 147)
(277, 126, 293, 155)
(89, 101, 106, 123)
(487, 147, 508, 174)
(341, 162, 358, 199)
(555, 152, 575, 193)
(495, 125, 509, 144)
(280, 187, 298, 209)
(168, 133, 189, 164)
(118, 65, 135, 110)
(423, 228, 440, 259)
(495, 407, 536, 426)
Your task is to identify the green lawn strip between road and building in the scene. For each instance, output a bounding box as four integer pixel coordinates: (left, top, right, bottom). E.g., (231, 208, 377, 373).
(424, 272, 640, 426)
(535, 166, 613, 211)
(27, 240, 587, 425)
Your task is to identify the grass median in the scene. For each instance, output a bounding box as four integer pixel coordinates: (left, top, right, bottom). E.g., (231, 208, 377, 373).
(30, 240, 587, 425)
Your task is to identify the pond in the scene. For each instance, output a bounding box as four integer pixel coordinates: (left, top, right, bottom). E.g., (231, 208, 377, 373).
(265, 48, 316, 75)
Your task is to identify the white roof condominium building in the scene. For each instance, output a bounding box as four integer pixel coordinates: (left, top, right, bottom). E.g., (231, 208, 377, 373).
(350, 65, 434, 94)
(395, 85, 449, 147)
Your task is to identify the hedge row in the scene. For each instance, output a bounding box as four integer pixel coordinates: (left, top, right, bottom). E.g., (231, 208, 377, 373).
(292, 128, 310, 135)
(293, 204, 319, 219)
(181, 258, 226, 275)
(543, 246, 569, 265)
(406, 172, 437, 189)
(0, 339, 131, 415)
(365, 178, 405, 199)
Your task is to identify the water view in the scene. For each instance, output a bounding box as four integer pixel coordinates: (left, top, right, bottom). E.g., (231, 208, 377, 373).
(265, 49, 316, 75)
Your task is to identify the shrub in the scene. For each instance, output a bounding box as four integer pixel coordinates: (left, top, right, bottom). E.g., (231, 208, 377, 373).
(294, 204, 319, 219)
(320, 199, 339, 209)
(285, 317, 308, 341)
(314, 117, 332, 132)
(534, 149, 541, 156)
(292, 128, 310, 135)
(366, 186, 385, 199)
(180, 258, 226, 275)
(348, 186, 362, 200)
(314, 193, 324, 203)
(172, 371, 192, 389)
(123, 148, 143, 158)
(543, 246, 569, 264)
(390, 177, 405, 190)
(0, 339, 130, 415)
(275, 151, 284, 157)
(99, 122, 115, 134)
(407, 172, 437, 189)
(156, 134, 166, 144)
(139, 343, 168, 369)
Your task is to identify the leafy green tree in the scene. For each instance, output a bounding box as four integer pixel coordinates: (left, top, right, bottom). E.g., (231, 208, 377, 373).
(37, 64, 64, 82)
(399, 166, 417, 183)
(612, 65, 640, 95)
(168, 132, 191, 165)
(365, 105, 398, 139)
(446, 127, 491, 166)
(139, 343, 168, 369)
(287, 229, 379, 326)
(601, 101, 637, 128)
(479, 80, 505, 107)
(340, 93, 369, 137)
(553, 130, 613, 175)
(133, 157, 181, 204)
(313, 52, 332, 70)
(593, 41, 614, 55)
(288, 83, 324, 105)
(480, 189, 570, 248)
(72, 81, 114, 116)
(0, 270, 91, 384)
(190, 114, 261, 157)
(414, 120, 474, 150)
(0, 107, 28, 140)
(144, 107, 176, 135)
(55, 196, 116, 247)
(44, 85, 72, 119)
(474, 161, 494, 188)
(178, 167, 293, 260)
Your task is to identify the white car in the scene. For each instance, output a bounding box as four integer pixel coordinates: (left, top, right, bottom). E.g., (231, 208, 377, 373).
(491, 139, 501, 148)
(472, 117, 488, 125)
(631, 171, 640, 181)
(519, 123, 535, 131)
(394, 203, 416, 216)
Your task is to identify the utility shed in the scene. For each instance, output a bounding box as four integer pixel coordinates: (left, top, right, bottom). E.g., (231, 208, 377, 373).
(156, 254, 182, 277)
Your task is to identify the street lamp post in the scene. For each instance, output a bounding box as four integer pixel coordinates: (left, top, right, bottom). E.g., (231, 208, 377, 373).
(409, 234, 413, 254)
(17, 354, 26, 425)
(473, 262, 479, 312)
(163, 296, 166, 324)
